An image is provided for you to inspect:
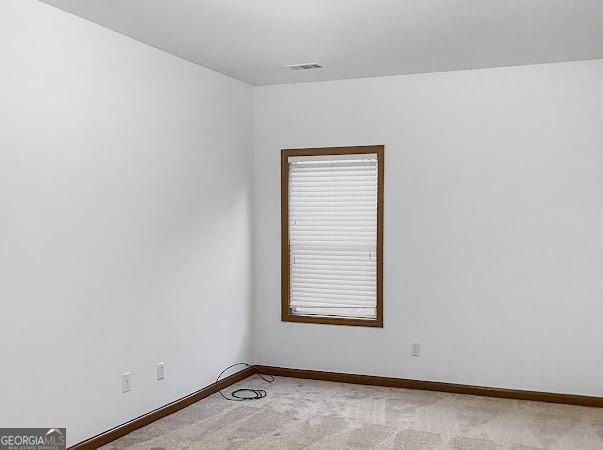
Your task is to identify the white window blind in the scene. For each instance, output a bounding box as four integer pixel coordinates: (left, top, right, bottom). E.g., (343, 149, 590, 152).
(288, 153, 378, 319)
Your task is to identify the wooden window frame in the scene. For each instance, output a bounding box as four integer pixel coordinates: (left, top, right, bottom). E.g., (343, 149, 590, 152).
(281, 145, 384, 327)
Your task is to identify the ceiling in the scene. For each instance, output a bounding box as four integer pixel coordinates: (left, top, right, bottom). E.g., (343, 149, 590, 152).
(41, 0, 603, 86)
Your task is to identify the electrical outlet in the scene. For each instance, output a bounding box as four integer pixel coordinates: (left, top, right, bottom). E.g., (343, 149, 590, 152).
(157, 362, 165, 381)
(122, 372, 132, 393)
(411, 342, 421, 357)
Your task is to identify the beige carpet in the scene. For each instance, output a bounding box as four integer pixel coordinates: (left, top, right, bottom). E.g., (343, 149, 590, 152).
(101, 376, 603, 449)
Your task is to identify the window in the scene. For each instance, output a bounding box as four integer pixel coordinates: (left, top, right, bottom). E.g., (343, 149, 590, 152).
(281, 146, 384, 327)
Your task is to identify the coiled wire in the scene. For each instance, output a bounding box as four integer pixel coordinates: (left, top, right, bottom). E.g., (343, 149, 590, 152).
(215, 363, 274, 401)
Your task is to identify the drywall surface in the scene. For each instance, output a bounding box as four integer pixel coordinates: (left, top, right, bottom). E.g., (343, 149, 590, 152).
(0, 1, 252, 446)
(252, 59, 603, 396)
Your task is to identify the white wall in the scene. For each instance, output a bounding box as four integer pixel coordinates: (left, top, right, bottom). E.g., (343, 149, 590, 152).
(252, 60, 603, 396)
(0, 1, 252, 446)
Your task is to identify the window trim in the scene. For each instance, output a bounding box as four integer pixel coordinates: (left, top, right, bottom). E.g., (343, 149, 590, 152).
(281, 145, 384, 327)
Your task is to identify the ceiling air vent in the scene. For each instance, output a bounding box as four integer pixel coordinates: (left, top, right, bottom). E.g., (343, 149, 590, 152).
(286, 63, 323, 71)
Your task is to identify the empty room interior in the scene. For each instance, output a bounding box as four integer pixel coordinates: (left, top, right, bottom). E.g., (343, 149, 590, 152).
(2, 1, 603, 449)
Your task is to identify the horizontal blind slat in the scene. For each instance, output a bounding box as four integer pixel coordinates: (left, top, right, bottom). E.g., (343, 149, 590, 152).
(292, 285, 376, 294)
(290, 162, 376, 169)
(291, 307, 376, 319)
(291, 279, 375, 288)
(293, 272, 376, 279)
(290, 294, 376, 304)
(292, 254, 373, 262)
(292, 269, 376, 277)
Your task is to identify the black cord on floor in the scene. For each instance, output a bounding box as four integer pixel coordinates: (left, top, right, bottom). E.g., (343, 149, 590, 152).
(215, 363, 275, 401)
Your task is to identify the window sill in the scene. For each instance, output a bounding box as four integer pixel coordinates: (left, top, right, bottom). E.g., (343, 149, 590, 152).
(281, 313, 383, 328)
